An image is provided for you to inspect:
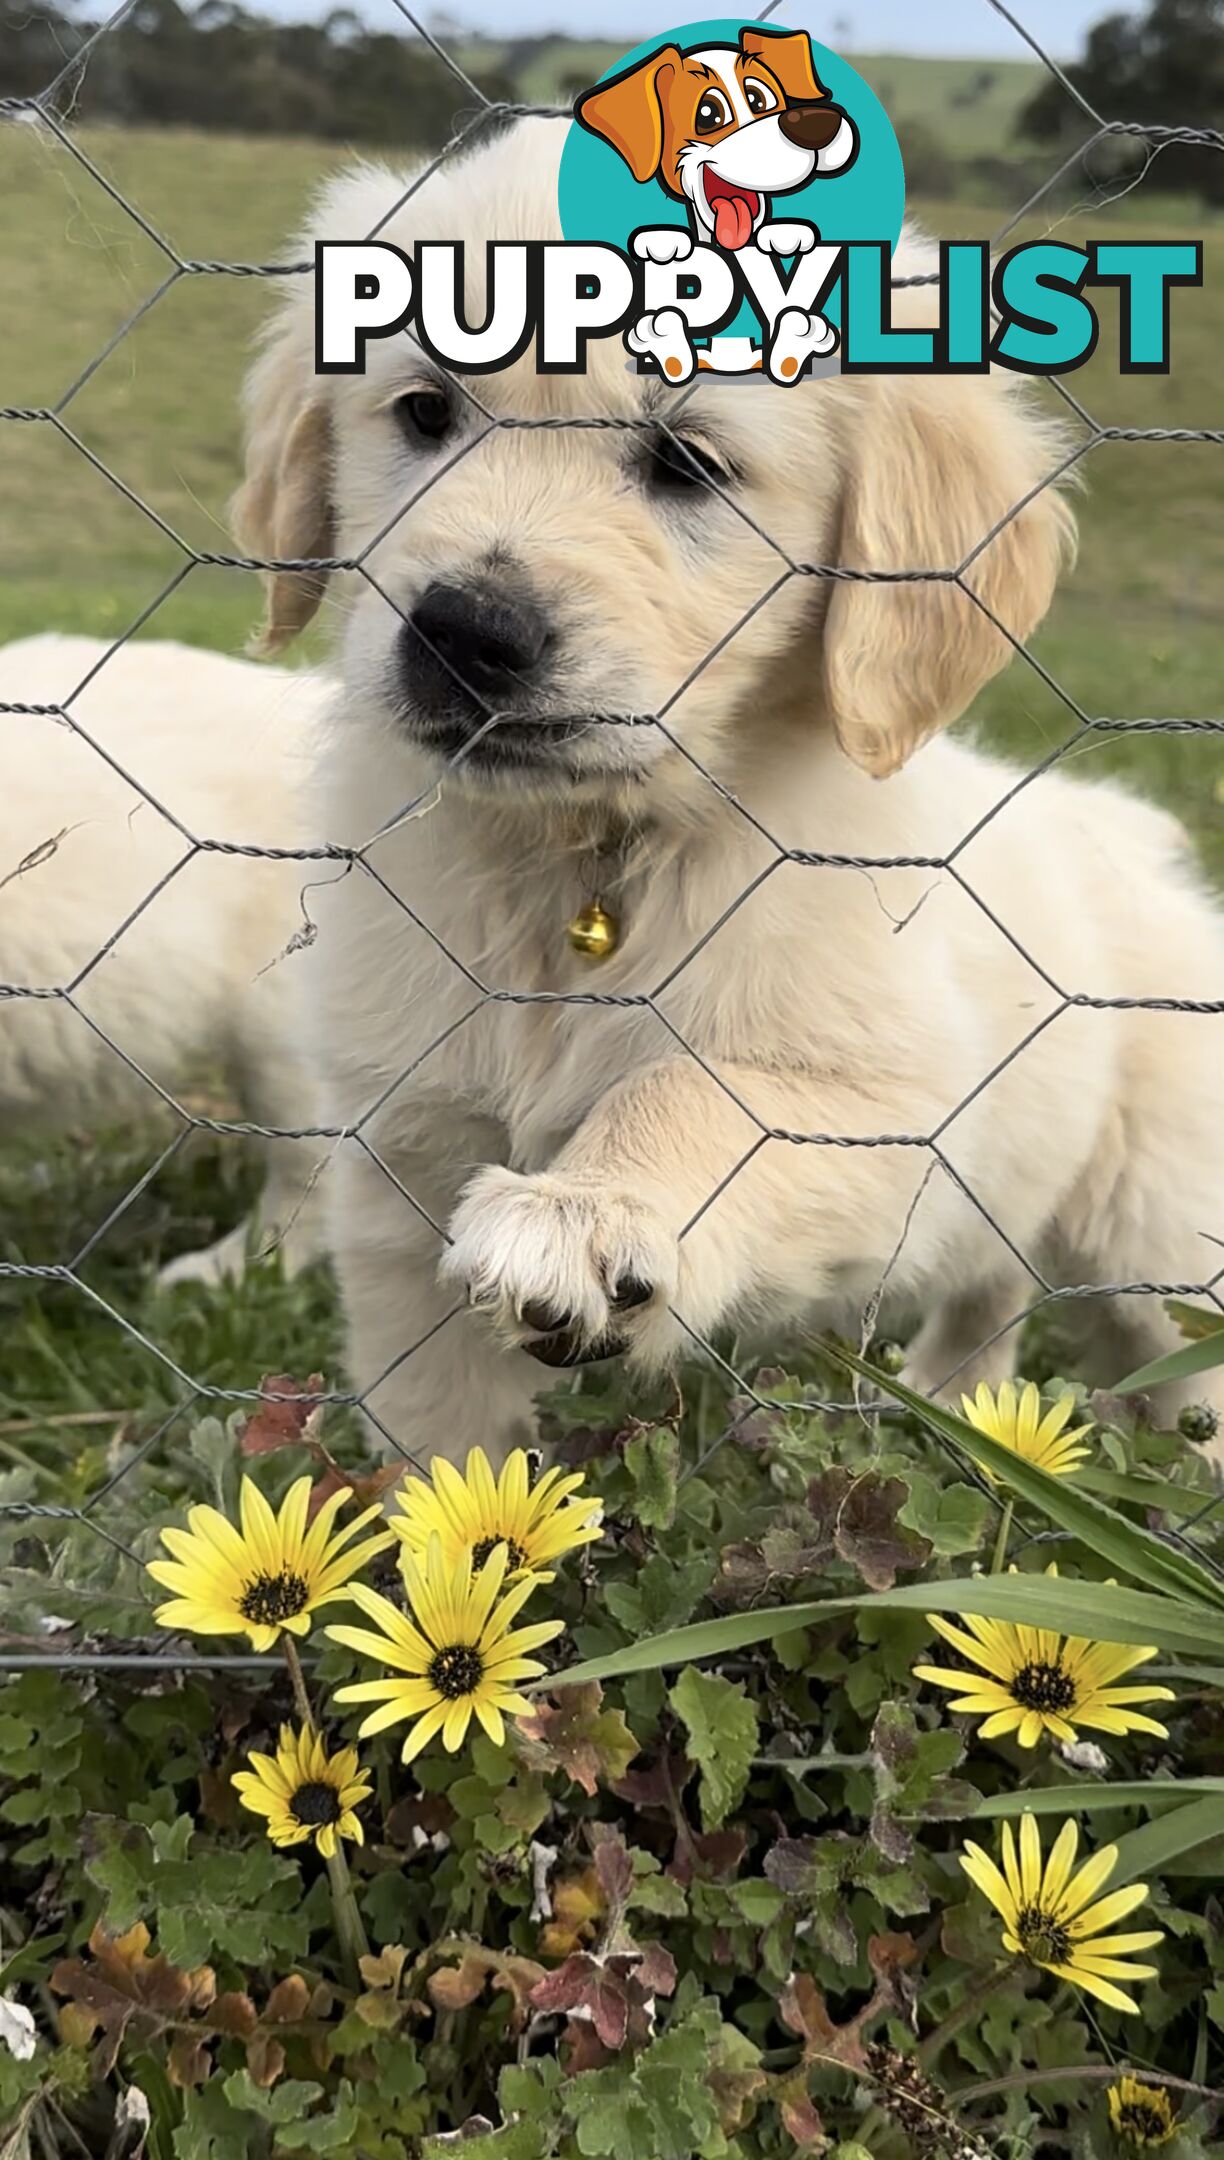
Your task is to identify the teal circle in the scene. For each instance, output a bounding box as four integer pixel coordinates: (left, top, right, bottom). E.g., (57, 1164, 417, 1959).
(558, 18, 905, 259)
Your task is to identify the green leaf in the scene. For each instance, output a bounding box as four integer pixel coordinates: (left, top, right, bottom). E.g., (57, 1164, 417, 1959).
(898, 1476, 991, 1556)
(568, 2013, 723, 2160)
(728, 1878, 784, 1927)
(623, 1426, 680, 1532)
(276, 2091, 365, 2153)
(1164, 1298, 1224, 1342)
(669, 1667, 758, 1828)
(927, 1779, 1224, 1819)
(825, 1342, 1224, 1611)
(1078, 1467, 1219, 1516)
(629, 1870, 687, 1919)
(84, 1819, 309, 1969)
(545, 1572, 1224, 1691)
(423, 2124, 546, 2160)
(174, 2080, 260, 2160)
(189, 1415, 236, 1510)
(1115, 1331, 1224, 1395)
(604, 1553, 711, 1635)
(221, 2071, 325, 2124)
(1107, 1794, 1224, 1885)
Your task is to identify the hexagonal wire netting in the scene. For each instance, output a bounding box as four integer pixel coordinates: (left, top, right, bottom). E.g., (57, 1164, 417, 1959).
(1, 0, 1223, 1675)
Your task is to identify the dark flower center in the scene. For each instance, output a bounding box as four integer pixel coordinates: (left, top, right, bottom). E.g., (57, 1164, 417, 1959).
(1116, 2100, 1172, 2146)
(290, 1780, 341, 1827)
(239, 1570, 308, 1625)
(429, 1643, 485, 1699)
(1015, 1904, 1071, 1965)
(472, 1535, 527, 1574)
(1010, 1660, 1076, 1712)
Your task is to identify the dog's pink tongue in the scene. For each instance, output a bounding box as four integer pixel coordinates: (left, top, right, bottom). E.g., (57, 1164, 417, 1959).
(713, 193, 752, 250)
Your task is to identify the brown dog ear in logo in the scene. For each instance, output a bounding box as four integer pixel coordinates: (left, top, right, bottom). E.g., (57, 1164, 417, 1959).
(575, 44, 681, 184)
(739, 25, 828, 104)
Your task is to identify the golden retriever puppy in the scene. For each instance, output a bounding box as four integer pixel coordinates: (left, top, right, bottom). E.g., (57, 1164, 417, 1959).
(0, 634, 329, 1283)
(237, 118, 1224, 1465)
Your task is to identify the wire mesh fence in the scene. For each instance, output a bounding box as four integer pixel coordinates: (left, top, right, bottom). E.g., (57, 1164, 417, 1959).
(2, 0, 1223, 1674)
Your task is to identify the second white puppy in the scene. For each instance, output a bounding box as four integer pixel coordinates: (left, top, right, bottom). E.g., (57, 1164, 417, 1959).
(0, 634, 330, 1283)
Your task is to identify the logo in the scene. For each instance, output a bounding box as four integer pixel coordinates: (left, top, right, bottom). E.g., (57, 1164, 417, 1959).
(313, 18, 1202, 383)
(561, 20, 902, 382)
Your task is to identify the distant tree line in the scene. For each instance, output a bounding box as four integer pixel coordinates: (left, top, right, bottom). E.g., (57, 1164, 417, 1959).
(1019, 0, 1224, 204)
(2, 0, 1220, 205)
(0, 0, 515, 144)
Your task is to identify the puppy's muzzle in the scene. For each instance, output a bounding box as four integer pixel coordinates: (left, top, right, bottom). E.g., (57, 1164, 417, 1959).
(398, 577, 555, 723)
(779, 102, 849, 153)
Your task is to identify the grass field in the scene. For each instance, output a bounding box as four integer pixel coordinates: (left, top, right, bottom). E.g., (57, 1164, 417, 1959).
(2, 116, 1222, 1471)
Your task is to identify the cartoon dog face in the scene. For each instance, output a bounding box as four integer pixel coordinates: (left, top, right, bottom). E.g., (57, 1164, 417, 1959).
(576, 26, 858, 249)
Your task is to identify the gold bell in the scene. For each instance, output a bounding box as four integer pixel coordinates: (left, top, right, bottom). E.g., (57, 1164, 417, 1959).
(567, 900, 619, 960)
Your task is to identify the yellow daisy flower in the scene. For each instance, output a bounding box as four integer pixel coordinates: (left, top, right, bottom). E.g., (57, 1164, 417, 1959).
(232, 1722, 371, 1859)
(962, 1379, 1092, 1479)
(389, 1446, 601, 1584)
(1108, 2077, 1177, 2148)
(915, 1591, 1174, 1746)
(962, 1382, 1096, 1486)
(960, 1813, 1163, 2014)
(327, 1533, 564, 1762)
(148, 1475, 395, 1652)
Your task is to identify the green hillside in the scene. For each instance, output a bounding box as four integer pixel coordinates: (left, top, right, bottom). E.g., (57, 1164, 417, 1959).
(457, 37, 1042, 156)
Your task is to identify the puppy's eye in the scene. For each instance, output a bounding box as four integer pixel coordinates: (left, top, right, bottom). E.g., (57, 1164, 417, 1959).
(393, 388, 454, 446)
(743, 78, 778, 116)
(695, 89, 732, 134)
(646, 432, 732, 497)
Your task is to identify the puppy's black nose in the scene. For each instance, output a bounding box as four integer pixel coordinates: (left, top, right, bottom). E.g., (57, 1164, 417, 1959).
(779, 101, 847, 152)
(402, 580, 553, 711)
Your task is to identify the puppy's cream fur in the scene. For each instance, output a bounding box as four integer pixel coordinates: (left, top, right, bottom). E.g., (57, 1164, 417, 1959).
(0, 635, 330, 1283)
(240, 119, 1224, 1464)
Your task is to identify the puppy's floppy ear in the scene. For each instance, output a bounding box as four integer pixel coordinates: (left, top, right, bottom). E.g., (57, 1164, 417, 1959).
(575, 45, 681, 184)
(740, 26, 827, 103)
(232, 327, 335, 655)
(823, 373, 1076, 778)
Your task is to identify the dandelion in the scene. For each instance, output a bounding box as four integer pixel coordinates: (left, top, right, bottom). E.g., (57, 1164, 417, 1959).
(1108, 2077, 1177, 2148)
(327, 1533, 563, 1760)
(148, 1475, 394, 1651)
(389, 1445, 601, 1583)
(233, 1723, 371, 1859)
(914, 1590, 1174, 1746)
(959, 1812, 1162, 2014)
(962, 1379, 1092, 1479)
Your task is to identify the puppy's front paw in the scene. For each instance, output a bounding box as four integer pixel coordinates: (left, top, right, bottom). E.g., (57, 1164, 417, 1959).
(441, 1168, 678, 1369)
(766, 305, 838, 383)
(626, 307, 696, 382)
(755, 221, 817, 257)
(632, 227, 695, 266)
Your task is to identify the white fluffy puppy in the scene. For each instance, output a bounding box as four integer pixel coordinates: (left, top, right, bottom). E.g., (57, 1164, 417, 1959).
(236, 119, 1224, 1465)
(0, 635, 331, 1282)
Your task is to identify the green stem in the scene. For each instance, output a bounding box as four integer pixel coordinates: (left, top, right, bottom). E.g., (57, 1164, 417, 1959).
(281, 1636, 370, 1988)
(282, 1634, 316, 1727)
(991, 1498, 1014, 1575)
(325, 1849, 371, 1993)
